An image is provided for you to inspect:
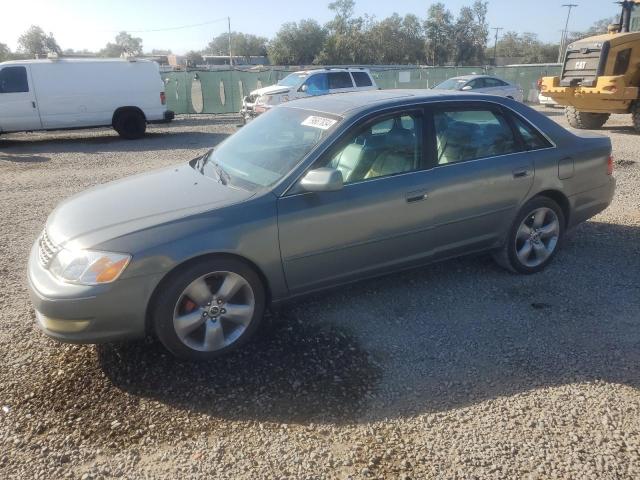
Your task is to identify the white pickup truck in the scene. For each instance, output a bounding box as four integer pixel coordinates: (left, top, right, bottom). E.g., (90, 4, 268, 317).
(0, 58, 173, 139)
(241, 68, 377, 124)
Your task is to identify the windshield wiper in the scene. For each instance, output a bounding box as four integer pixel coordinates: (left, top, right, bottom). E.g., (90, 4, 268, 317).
(212, 162, 230, 186)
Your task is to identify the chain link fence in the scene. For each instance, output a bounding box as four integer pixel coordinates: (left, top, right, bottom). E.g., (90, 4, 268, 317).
(161, 64, 562, 115)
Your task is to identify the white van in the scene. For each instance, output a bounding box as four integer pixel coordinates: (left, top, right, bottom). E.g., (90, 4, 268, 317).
(0, 58, 174, 139)
(240, 68, 377, 123)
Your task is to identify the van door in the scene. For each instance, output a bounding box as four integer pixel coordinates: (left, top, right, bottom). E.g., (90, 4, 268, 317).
(0, 65, 42, 132)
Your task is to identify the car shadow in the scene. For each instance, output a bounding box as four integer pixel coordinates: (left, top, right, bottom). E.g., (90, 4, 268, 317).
(0, 153, 50, 163)
(0, 131, 228, 153)
(90, 221, 640, 427)
(600, 125, 638, 136)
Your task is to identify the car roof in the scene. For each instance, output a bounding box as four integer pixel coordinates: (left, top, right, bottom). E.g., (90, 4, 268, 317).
(281, 89, 493, 117)
(292, 68, 371, 75)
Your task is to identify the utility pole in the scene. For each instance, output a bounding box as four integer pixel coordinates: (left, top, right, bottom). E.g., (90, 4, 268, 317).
(557, 4, 578, 63)
(227, 16, 233, 67)
(492, 27, 503, 65)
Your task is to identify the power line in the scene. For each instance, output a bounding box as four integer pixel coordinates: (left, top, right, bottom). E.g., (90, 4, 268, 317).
(111, 17, 229, 33)
(492, 27, 503, 64)
(557, 4, 578, 63)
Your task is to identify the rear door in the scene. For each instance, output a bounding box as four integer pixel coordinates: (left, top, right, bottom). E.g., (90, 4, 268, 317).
(0, 65, 42, 132)
(328, 71, 355, 94)
(419, 102, 537, 258)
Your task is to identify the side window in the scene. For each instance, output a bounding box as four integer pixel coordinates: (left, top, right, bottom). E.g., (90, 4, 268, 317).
(613, 48, 632, 76)
(351, 71, 373, 87)
(0, 66, 29, 93)
(320, 113, 423, 184)
(328, 72, 354, 89)
(484, 77, 506, 88)
(304, 74, 329, 95)
(467, 78, 485, 89)
(434, 108, 519, 164)
(511, 115, 552, 150)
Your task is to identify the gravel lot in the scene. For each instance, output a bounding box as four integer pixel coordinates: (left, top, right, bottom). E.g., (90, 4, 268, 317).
(1, 107, 639, 479)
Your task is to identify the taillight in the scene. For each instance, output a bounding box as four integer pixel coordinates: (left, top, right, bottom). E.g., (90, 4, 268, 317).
(160, 92, 166, 105)
(607, 154, 614, 175)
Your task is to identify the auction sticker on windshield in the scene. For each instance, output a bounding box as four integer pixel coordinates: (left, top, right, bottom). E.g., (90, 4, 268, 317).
(302, 116, 337, 130)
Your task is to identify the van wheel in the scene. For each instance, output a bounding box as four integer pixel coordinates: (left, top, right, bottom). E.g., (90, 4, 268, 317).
(565, 106, 609, 129)
(152, 257, 266, 361)
(493, 197, 565, 274)
(631, 102, 640, 133)
(114, 110, 147, 139)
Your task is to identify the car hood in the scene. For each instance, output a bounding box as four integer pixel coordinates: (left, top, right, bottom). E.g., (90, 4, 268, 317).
(46, 164, 254, 249)
(249, 84, 292, 96)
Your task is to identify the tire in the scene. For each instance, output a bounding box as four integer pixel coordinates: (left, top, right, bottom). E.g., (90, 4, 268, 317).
(152, 257, 266, 361)
(113, 110, 147, 139)
(632, 102, 640, 133)
(565, 106, 610, 129)
(493, 196, 566, 274)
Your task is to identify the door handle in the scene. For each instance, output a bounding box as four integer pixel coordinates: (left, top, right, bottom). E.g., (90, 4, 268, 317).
(406, 191, 428, 203)
(31, 101, 36, 109)
(512, 168, 529, 178)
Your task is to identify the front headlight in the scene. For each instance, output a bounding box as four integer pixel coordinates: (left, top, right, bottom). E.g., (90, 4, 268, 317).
(48, 249, 131, 285)
(256, 94, 273, 105)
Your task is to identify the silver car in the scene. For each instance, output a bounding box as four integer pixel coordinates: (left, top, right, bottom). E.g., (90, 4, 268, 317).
(434, 75, 525, 102)
(28, 90, 615, 360)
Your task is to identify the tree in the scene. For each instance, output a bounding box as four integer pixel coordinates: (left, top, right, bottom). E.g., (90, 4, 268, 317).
(316, 0, 374, 64)
(0, 43, 10, 62)
(100, 31, 143, 57)
(185, 50, 204, 67)
(268, 20, 327, 65)
(567, 16, 618, 44)
(424, 3, 454, 65)
(17, 25, 61, 57)
(492, 31, 558, 63)
(206, 32, 267, 62)
(452, 1, 488, 65)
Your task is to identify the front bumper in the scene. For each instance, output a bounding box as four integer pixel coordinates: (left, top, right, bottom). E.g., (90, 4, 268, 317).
(27, 242, 164, 344)
(540, 76, 638, 113)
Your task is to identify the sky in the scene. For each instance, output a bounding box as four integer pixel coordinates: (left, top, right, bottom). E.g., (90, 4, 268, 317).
(3, 0, 616, 55)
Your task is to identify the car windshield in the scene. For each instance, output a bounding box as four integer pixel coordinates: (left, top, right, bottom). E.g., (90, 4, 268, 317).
(277, 73, 307, 88)
(197, 107, 340, 190)
(434, 78, 468, 90)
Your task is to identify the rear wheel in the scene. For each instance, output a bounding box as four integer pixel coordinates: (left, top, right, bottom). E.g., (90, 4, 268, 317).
(565, 106, 610, 129)
(113, 110, 147, 139)
(152, 257, 266, 361)
(493, 197, 565, 274)
(631, 102, 640, 133)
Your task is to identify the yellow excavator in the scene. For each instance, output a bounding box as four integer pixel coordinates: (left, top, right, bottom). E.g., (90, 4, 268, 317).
(541, 1, 640, 131)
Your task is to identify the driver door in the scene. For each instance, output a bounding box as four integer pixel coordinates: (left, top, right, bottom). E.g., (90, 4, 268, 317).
(277, 110, 435, 294)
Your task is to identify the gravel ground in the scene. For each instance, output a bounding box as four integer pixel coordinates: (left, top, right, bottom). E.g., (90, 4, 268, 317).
(1, 107, 639, 479)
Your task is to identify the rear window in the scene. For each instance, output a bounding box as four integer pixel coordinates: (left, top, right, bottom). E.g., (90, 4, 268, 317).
(351, 71, 373, 87)
(511, 115, 552, 150)
(328, 72, 354, 89)
(0, 66, 28, 93)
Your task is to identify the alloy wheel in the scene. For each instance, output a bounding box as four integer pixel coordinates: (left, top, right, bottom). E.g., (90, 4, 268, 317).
(514, 207, 560, 268)
(172, 271, 255, 352)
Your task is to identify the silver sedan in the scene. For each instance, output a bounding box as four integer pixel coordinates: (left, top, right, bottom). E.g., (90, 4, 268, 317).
(434, 75, 525, 102)
(28, 90, 615, 360)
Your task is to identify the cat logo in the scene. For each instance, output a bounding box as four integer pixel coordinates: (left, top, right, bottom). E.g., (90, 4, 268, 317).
(574, 61, 587, 70)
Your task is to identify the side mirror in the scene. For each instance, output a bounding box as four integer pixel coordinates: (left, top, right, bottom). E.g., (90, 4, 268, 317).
(299, 168, 343, 192)
(461, 85, 473, 91)
(299, 84, 308, 93)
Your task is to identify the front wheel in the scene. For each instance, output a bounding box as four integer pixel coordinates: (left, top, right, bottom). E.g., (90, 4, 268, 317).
(493, 197, 565, 274)
(565, 106, 610, 129)
(152, 257, 266, 361)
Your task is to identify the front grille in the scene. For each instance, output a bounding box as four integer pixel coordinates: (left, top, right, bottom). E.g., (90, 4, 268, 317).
(560, 41, 609, 87)
(38, 230, 59, 267)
